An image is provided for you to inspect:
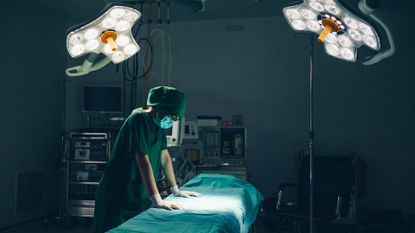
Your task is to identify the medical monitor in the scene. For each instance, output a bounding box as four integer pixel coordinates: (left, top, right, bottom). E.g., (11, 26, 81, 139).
(82, 86, 122, 113)
(165, 117, 185, 147)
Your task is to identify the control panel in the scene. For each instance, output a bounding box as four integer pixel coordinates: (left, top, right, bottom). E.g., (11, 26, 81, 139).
(183, 121, 199, 140)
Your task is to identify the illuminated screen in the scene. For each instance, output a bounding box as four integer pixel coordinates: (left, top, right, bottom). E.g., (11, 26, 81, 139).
(164, 127, 173, 136)
(83, 86, 122, 113)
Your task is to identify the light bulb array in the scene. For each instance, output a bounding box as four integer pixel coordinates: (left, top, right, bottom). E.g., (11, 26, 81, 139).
(66, 5, 141, 64)
(283, 0, 380, 62)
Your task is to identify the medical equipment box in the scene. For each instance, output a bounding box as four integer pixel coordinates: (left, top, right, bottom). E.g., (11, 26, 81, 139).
(69, 162, 107, 182)
(61, 132, 111, 219)
(70, 138, 109, 161)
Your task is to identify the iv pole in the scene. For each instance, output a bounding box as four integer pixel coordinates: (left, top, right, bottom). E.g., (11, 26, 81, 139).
(308, 34, 314, 233)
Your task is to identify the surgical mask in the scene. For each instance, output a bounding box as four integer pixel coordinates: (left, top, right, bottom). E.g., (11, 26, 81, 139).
(153, 114, 174, 129)
(160, 116, 173, 129)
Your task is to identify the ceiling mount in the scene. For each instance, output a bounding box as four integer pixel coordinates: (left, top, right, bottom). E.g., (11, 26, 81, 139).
(105, 0, 206, 12)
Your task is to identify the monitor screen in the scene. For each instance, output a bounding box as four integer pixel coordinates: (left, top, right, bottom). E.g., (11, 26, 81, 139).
(165, 127, 173, 136)
(165, 119, 184, 147)
(83, 86, 122, 113)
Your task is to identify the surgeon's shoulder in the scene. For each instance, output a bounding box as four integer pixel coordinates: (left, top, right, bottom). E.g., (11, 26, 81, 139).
(127, 108, 148, 123)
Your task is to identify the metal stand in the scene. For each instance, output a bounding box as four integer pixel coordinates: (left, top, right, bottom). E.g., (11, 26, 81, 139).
(308, 35, 315, 233)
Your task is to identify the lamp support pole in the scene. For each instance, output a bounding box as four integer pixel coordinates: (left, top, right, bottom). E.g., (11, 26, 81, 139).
(308, 35, 315, 233)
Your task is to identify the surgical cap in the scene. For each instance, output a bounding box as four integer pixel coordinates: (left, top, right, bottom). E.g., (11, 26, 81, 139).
(147, 86, 186, 118)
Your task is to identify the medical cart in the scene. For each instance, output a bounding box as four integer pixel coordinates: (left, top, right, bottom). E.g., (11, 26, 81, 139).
(60, 132, 111, 219)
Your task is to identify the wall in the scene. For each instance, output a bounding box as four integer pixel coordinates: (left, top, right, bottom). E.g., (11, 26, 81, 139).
(0, 2, 67, 229)
(64, 11, 415, 215)
(312, 9, 415, 212)
(146, 14, 415, 214)
(163, 16, 310, 198)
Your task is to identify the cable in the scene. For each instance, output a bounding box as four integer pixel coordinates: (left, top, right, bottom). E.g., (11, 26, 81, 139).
(122, 63, 127, 119)
(119, 3, 154, 83)
(117, 2, 175, 110)
(114, 2, 174, 113)
(158, 1, 162, 24)
(166, 30, 172, 85)
(122, 38, 153, 82)
(143, 28, 172, 86)
(166, 1, 172, 85)
(148, 28, 167, 84)
(134, 20, 143, 40)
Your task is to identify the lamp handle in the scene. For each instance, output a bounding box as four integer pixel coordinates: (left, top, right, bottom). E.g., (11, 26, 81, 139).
(65, 54, 112, 77)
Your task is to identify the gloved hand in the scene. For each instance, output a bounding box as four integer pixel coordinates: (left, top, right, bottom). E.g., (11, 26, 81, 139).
(171, 185, 202, 198)
(150, 193, 183, 210)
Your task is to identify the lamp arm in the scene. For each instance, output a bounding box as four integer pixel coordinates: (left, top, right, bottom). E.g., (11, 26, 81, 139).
(358, 0, 395, 65)
(65, 53, 112, 77)
(88, 56, 112, 72)
(362, 13, 395, 65)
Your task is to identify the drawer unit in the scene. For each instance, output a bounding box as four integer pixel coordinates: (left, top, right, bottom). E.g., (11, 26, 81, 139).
(69, 162, 106, 182)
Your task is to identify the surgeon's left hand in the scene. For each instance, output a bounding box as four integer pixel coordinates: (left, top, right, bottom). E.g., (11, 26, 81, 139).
(171, 185, 202, 198)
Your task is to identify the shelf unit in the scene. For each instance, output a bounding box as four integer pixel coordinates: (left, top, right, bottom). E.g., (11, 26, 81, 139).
(61, 132, 111, 219)
(197, 127, 249, 180)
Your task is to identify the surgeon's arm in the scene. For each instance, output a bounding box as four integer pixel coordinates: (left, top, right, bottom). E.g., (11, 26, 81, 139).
(135, 153, 182, 210)
(160, 149, 201, 198)
(160, 149, 178, 187)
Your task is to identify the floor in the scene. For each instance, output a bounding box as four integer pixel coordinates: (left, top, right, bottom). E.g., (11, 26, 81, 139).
(0, 216, 275, 233)
(4, 216, 410, 233)
(0, 217, 93, 233)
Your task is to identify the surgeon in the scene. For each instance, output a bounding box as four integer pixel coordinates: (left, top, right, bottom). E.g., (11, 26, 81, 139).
(93, 86, 201, 233)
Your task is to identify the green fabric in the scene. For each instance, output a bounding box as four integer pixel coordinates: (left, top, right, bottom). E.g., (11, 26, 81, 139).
(147, 86, 187, 118)
(93, 108, 167, 233)
(107, 174, 264, 233)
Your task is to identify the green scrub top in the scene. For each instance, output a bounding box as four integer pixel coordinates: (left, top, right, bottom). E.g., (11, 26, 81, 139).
(93, 108, 167, 233)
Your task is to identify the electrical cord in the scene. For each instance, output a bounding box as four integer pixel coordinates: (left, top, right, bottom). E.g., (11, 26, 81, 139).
(115, 4, 154, 82)
(117, 2, 175, 112)
(121, 37, 153, 82)
(144, 28, 172, 85)
(134, 20, 143, 38)
(146, 28, 166, 84)
(113, 2, 169, 114)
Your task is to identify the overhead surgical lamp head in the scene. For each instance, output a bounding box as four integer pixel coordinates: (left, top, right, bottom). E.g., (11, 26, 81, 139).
(282, 0, 394, 64)
(66, 4, 141, 76)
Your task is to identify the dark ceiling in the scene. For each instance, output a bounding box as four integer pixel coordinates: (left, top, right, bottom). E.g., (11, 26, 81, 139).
(34, 0, 415, 23)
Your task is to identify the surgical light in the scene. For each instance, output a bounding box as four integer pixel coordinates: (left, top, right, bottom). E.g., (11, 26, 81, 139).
(283, 0, 381, 62)
(67, 5, 140, 63)
(66, 4, 141, 76)
(124, 44, 139, 55)
(86, 40, 100, 51)
(116, 35, 131, 46)
(85, 28, 99, 40)
(282, 2, 395, 233)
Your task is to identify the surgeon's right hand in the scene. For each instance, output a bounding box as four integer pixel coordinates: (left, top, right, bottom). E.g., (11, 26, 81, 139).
(150, 193, 183, 211)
